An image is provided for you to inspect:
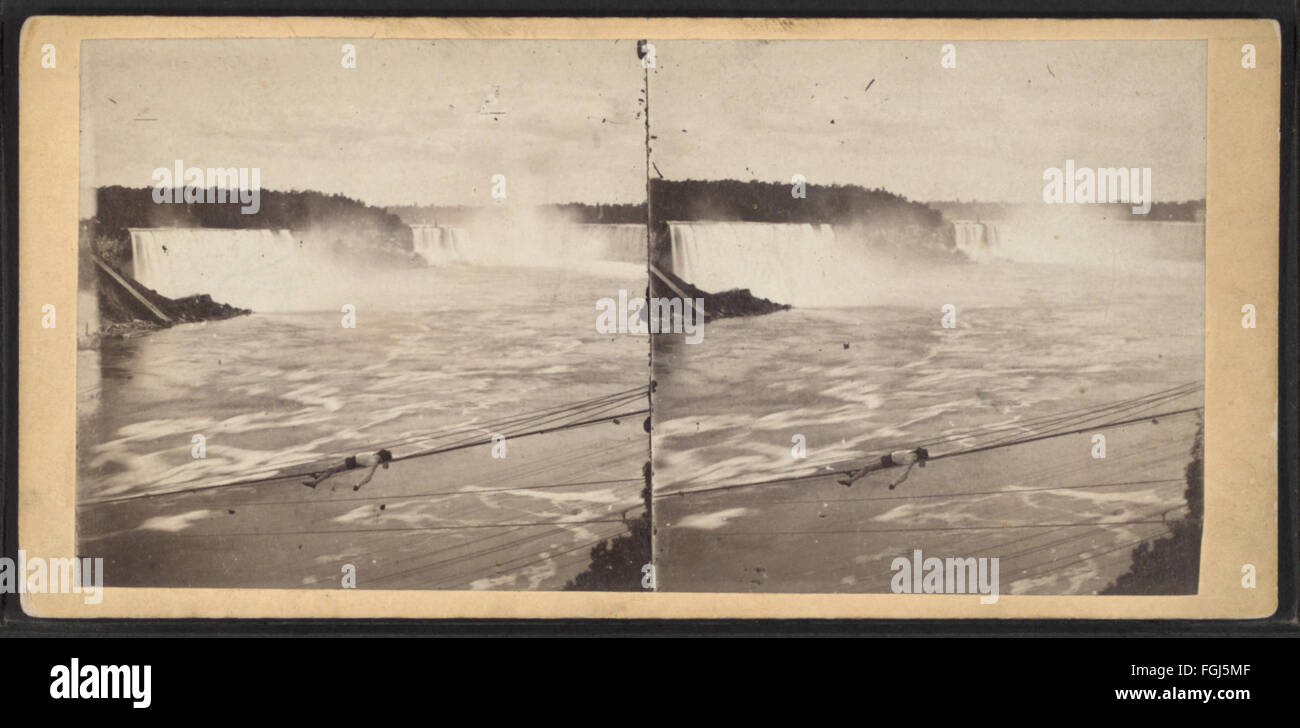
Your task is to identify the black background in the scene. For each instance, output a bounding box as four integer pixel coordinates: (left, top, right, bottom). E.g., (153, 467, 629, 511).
(3, 636, 1296, 714)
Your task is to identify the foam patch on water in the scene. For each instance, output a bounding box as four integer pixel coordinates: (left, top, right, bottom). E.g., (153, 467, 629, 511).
(493, 487, 631, 508)
(873, 501, 998, 527)
(468, 557, 558, 591)
(137, 509, 213, 533)
(675, 507, 752, 530)
(313, 553, 356, 565)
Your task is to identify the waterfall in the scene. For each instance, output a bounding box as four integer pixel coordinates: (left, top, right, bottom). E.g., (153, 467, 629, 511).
(952, 220, 999, 261)
(411, 225, 470, 266)
(129, 227, 300, 309)
(409, 222, 645, 271)
(663, 217, 1204, 309)
(955, 216, 1203, 266)
(667, 222, 841, 306)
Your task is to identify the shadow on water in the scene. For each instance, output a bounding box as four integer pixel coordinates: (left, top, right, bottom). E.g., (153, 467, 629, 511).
(565, 461, 653, 591)
(1102, 416, 1203, 595)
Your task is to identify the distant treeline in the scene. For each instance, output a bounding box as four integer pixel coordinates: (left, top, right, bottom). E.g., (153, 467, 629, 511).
(931, 199, 1206, 222)
(395, 178, 949, 229)
(649, 178, 944, 227)
(389, 202, 647, 226)
(89, 185, 413, 255)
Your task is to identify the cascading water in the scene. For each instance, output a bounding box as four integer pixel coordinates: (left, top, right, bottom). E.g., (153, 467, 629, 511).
(410, 225, 469, 266)
(953, 215, 1203, 266)
(126, 223, 649, 314)
(130, 227, 299, 306)
(664, 217, 1204, 308)
(952, 220, 999, 262)
(667, 221, 843, 306)
(408, 222, 645, 272)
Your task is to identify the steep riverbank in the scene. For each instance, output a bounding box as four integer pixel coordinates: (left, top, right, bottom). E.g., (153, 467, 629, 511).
(652, 265, 791, 321)
(92, 260, 250, 340)
(1102, 419, 1204, 595)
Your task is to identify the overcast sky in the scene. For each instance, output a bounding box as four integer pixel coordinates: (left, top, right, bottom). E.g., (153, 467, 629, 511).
(650, 40, 1206, 203)
(81, 38, 1205, 212)
(81, 39, 648, 211)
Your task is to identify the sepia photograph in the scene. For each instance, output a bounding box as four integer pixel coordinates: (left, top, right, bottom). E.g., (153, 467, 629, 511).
(2, 8, 1291, 708)
(12, 15, 1279, 622)
(648, 40, 1207, 597)
(74, 39, 653, 591)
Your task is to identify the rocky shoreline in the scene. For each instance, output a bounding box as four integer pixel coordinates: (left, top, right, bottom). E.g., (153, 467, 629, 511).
(90, 262, 251, 342)
(651, 266, 792, 322)
(694, 286, 792, 321)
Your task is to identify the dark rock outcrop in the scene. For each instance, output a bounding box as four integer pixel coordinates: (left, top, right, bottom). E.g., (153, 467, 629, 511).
(94, 262, 250, 339)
